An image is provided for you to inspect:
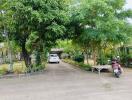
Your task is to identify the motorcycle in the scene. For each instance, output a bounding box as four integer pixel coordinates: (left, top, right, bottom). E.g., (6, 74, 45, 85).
(112, 59, 122, 78)
(113, 68, 121, 78)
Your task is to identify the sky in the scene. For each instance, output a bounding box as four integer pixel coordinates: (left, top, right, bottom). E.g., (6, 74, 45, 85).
(125, 0, 132, 9)
(125, 0, 132, 23)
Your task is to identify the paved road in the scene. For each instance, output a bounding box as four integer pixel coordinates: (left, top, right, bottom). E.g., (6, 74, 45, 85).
(0, 61, 132, 100)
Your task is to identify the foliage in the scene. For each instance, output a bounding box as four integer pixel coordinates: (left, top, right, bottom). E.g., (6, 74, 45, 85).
(1, 0, 132, 70)
(32, 64, 44, 72)
(63, 59, 91, 71)
(35, 50, 41, 66)
(78, 62, 91, 71)
(1, 0, 70, 67)
(69, 0, 132, 65)
(0, 66, 8, 75)
(73, 52, 84, 63)
(0, 0, 14, 37)
(56, 40, 81, 53)
(12, 61, 26, 74)
(121, 54, 132, 67)
(13, 66, 25, 74)
(97, 57, 109, 65)
(56, 40, 73, 53)
(55, 40, 84, 61)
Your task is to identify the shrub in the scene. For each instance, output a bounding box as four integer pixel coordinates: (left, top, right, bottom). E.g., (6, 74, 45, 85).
(13, 66, 26, 74)
(78, 63, 91, 71)
(0, 66, 8, 75)
(121, 54, 132, 67)
(97, 58, 108, 65)
(128, 54, 132, 58)
(63, 59, 91, 71)
(27, 63, 45, 73)
(73, 54, 84, 63)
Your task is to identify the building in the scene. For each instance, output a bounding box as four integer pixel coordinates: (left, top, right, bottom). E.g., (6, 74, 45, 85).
(50, 48, 64, 58)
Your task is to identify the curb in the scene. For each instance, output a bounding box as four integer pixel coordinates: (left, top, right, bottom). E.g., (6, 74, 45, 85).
(0, 70, 45, 79)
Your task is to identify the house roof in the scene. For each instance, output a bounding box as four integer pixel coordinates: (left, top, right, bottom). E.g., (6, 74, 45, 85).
(51, 48, 64, 52)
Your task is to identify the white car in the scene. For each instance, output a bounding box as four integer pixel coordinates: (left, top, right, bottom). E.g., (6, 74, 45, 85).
(48, 54, 60, 63)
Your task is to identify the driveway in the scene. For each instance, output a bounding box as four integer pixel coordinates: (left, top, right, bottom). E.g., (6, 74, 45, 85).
(0, 61, 132, 100)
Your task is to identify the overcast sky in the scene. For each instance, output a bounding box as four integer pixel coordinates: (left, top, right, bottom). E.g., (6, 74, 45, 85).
(125, 0, 132, 23)
(125, 0, 132, 9)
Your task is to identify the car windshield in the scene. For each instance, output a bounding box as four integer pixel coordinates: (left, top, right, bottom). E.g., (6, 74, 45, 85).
(50, 54, 58, 57)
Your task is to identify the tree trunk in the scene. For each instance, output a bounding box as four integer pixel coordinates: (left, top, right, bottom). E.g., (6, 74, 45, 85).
(86, 51, 89, 64)
(22, 43, 31, 67)
(93, 49, 97, 66)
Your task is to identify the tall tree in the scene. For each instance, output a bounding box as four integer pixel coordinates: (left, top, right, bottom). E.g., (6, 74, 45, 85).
(7, 0, 69, 67)
(71, 0, 132, 65)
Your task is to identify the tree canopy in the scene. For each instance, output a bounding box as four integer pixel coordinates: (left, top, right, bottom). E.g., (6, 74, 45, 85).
(0, 0, 70, 67)
(0, 0, 132, 67)
(69, 0, 132, 65)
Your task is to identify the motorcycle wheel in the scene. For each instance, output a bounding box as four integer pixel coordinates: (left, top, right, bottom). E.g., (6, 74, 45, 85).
(115, 73, 120, 78)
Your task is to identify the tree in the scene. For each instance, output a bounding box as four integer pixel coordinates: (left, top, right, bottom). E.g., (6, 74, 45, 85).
(71, 0, 132, 65)
(8, 0, 69, 67)
(0, 0, 7, 42)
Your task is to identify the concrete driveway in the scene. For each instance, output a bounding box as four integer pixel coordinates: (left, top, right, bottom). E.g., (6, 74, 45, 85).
(0, 61, 132, 100)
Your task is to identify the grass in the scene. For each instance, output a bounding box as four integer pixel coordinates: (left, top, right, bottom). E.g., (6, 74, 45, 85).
(63, 59, 91, 71)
